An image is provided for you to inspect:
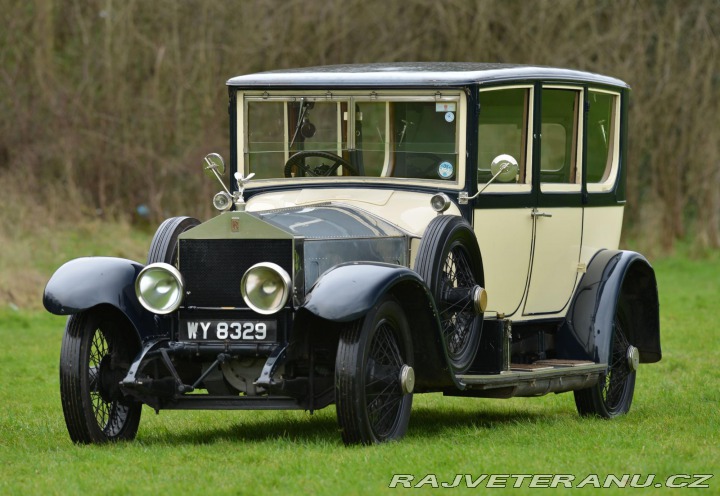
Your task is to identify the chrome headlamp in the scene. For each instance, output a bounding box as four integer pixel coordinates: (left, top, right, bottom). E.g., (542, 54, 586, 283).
(241, 262, 291, 315)
(213, 191, 233, 211)
(430, 192, 451, 213)
(135, 263, 185, 314)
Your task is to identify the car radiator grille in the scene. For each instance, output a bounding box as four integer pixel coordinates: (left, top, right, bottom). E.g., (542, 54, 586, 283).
(179, 239, 293, 308)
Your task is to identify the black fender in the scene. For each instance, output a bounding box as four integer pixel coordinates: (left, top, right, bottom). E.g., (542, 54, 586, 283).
(558, 250, 661, 365)
(43, 257, 160, 342)
(300, 262, 457, 390)
(302, 262, 428, 322)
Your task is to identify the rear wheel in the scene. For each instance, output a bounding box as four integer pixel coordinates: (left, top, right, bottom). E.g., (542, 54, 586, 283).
(335, 296, 414, 445)
(60, 309, 142, 443)
(574, 305, 637, 417)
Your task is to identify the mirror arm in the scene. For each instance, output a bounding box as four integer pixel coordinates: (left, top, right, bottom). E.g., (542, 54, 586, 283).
(204, 156, 233, 196)
(458, 163, 510, 204)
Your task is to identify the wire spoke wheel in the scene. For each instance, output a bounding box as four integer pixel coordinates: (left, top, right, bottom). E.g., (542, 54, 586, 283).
(439, 244, 478, 360)
(365, 321, 405, 437)
(60, 310, 142, 443)
(600, 316, 634, 414)
(336, 296, 413, 445)
(414, 215, 484, 373)
(574, 305, 636, 418)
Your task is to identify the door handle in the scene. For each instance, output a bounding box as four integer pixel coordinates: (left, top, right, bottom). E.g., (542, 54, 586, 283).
(531, 209, 553, 218)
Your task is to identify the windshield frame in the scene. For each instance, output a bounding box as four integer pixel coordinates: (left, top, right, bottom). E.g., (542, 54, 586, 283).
(235, 89, 468, 191)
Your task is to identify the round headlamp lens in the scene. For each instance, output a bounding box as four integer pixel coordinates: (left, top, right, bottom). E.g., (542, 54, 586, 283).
(213, 191, 233, 211)
(241, 262, 291, 315)
(430, 193, 451, 213)
(135, 263, 184, 314)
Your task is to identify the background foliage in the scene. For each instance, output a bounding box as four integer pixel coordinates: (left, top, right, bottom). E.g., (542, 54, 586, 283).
(0, 0, 718, 305)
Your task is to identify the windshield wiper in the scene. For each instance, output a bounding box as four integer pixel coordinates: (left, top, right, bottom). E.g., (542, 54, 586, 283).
(289, 98, 310, 148)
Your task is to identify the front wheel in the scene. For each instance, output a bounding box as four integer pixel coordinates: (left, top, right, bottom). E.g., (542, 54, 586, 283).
(335, 296, 414, 445)
(414, 215, 484, 374)
(147, 216, 200, 266)
(574, 305, 637, 418)
(60, 309, 142, 443)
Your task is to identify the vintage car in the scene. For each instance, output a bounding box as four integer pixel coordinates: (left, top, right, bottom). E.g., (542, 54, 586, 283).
(45, 63, 661, 445)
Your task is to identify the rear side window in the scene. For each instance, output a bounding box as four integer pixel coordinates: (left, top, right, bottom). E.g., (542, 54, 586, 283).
(586, 90, 619, 189)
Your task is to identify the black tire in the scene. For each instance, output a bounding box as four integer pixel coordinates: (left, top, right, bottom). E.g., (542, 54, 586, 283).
(60, 309, 142, 443)
(574, 305, 636, 417)
(147, 216, 200, 265)
(414, 215, 484, 374)
(336, 296, 414, 445)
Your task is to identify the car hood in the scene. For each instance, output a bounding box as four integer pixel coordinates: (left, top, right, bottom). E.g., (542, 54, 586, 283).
(249, 204, 407, 239)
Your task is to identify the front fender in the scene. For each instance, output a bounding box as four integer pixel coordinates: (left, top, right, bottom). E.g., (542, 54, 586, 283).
(558, 250, 661, 365)
(43, 257, 159, 341)
(301, 262, 462, 391)
(301, 262, 426, 322)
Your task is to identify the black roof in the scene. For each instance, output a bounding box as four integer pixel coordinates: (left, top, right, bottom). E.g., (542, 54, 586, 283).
(227, 62, 629, 89)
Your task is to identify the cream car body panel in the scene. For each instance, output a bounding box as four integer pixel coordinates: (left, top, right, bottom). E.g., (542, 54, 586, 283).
(581, 206, 624, 262)
(473, 209, 533, 317)
(523, 208, 583, 315)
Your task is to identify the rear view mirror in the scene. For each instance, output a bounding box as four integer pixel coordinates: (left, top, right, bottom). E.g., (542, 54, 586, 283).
(203, 153, 225, 177)
(490, 154, 519, 183)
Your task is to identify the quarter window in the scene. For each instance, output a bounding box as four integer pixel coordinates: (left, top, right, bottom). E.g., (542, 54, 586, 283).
(586, 90, 619, 188)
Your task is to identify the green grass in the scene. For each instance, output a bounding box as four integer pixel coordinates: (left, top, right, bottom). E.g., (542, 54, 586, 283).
(1, 249, 718, 494)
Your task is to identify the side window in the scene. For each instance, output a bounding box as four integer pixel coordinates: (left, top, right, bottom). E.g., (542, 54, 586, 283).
(586, 90, 619, 190)
(478, 87, 530, 185)
(540, 88, 581, 188)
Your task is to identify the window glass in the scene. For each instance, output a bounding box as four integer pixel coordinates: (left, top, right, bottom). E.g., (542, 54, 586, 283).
(478, 88, 528, 183)
(541, 89, 579, 184)
(586, 91, 616, 183)
(243, 94, 460, 182)
(391, 102, 458, 180)
(247, 102, 285, 178)
(355, 102, 387, 177)
(288, 101, 340, 153)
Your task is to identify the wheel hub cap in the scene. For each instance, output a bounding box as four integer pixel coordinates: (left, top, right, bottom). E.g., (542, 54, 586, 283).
(472, 286, 488, 313)
(626, 345, 640, 371)
(399, 365, 415, 395)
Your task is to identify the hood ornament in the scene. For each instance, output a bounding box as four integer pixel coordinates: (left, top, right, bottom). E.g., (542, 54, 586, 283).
(233, 171, 255, 210)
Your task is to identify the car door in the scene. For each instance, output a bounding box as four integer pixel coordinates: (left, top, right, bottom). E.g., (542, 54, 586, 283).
(473, 85, 535, 317)
(523, 86, 584, 315)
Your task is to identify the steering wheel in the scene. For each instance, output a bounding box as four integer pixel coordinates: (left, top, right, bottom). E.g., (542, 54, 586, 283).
(283, 151, 358, 178)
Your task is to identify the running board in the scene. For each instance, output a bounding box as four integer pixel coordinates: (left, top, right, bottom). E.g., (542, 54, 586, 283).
(452, 361, 607, 398)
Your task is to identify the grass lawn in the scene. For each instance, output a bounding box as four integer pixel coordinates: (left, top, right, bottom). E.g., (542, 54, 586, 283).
(0, 249, 718, 494)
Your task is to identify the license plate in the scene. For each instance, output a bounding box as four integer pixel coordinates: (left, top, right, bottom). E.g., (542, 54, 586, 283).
(179, 320, 277, 342)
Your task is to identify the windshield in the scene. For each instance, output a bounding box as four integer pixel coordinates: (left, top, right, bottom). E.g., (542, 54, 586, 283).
(240, 91, 462, 183)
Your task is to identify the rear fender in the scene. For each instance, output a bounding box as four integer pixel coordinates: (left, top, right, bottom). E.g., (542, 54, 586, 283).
(300, 262, 456, 390)
(558, 250, 661, 365)
(43, 257, 160, 342)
